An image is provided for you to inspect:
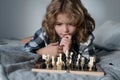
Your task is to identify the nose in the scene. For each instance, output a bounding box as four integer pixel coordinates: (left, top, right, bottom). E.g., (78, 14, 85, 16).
(63, 24, 69, 33)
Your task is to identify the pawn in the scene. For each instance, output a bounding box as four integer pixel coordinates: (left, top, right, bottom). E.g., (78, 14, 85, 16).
(77, 59, 82, 70)
(56, 57, 62, 70)
(48, 59, 53, 69)
(81, 57, 85, 71)
(69, 52, 73, 69)
(56, 54, 63, 70)
(88, 56, 95, 71)
(92, 57, 97, 71)
(76, 54, 82, 70)
(39, 59, 46, 69)
(51, 56, 57, 69)
(61, 53, 67, 70)
(92, 62, 97, 71)
(45, 54, 50, 69)
(62, 63, 67, 70)
(83, 58, 89, 71)
(60, 53, 68, 70)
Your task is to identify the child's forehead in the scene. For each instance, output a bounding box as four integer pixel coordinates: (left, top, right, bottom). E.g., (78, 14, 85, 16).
(55, 12, 77, 24)
(57, 13, 70, 19)
(57, 12, 72, 18)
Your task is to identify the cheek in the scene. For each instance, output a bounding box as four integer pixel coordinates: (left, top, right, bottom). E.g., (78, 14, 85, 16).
(71, 27, 77, 35)
(54, 26, 60, 34)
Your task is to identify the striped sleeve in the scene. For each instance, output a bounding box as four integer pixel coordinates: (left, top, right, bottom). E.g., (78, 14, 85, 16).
(78, 33, 95, 59)
(24, 28, 46, 53)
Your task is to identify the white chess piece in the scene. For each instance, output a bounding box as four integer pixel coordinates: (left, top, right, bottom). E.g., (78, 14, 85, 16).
(88, 56, 95, 71)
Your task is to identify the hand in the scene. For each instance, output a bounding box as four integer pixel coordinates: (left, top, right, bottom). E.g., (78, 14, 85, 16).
(59, 35, 72, 53)
(36, 42, 63, 57)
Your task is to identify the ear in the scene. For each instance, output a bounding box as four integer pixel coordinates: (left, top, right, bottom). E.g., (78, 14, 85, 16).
(21, 36, 33, 44)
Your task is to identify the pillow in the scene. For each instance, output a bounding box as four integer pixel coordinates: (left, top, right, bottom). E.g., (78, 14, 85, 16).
(93, 21, 120, 50)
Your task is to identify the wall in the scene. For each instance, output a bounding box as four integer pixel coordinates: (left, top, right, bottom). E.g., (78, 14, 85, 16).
(0, 0, 120, 39)
(82, 0, 120, 27)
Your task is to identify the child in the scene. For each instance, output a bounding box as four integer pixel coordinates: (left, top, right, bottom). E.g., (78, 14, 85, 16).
(24, 0, 95, 60)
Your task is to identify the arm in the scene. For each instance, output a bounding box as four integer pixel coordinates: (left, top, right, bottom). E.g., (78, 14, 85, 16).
(36, 42, 63, 57)
(24, 28, 46, 53)
(79, 34, 95, 60)
(24, 28, 63, 57)
(21, 36, 33, 44)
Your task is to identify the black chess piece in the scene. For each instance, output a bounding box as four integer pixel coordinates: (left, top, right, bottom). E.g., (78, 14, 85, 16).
(48, 59, 53, 69)
(61, 53, 68, 70)
(77, 58, 82, 70)
(62, 63, 67, 70)
(70, 53, 77, 70)
(39, 59, 46, 69)
(92, 62, 97, 71)
(83, 58, 89, 71)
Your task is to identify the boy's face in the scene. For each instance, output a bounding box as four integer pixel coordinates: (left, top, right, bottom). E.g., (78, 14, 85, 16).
(54, 13, 77, 38)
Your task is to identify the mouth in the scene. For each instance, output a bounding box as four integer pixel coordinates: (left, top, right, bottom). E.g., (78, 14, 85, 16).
(60, 33, 70, 37)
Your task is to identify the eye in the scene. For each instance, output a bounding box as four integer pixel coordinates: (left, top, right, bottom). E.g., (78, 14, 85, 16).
(56, 23, 62, 25)
(67, 23, 76, 27)
(55, 22, 62, 26)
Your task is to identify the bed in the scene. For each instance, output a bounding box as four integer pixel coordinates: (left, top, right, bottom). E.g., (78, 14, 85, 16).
(0, 21, 120, 80)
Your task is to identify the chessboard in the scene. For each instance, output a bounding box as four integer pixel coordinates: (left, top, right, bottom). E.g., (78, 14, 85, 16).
(32, 50, 105, 76)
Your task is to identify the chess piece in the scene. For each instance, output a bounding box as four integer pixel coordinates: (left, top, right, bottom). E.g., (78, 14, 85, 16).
(52, 56, 56, 69)
(81, 57, 85, 71)
(91, 56, 97, 71)
(39, 54, 47, 69)
(61, 53, 67, 70)
(92, 62, 97, 71)
(76, 54, 82, 70)
(83, 58, 89, 71)
(48, 60, 53, 69)
(70, 52, 77, 70)
(56, 54, 63, 70)
(39, 59, 46, 69)
(65, 50, 70, 69)
(45, 54, 50, 69)
(88, 56, 95, 71)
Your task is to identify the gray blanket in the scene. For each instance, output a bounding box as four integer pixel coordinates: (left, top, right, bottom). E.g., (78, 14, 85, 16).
(0, 39, 120, 80)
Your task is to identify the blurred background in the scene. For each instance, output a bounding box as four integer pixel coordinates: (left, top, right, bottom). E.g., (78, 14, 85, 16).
(0, 0, 120, 39)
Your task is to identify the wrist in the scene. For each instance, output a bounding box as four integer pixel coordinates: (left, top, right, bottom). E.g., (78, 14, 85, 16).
(36, 48, 45, 55)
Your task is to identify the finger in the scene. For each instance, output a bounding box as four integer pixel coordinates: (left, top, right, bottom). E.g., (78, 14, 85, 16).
(50, 42, 59, 46)
(58, 49, 63, 53)
(55, 46, 63, 52)
(58, 46, 63, 50)
(59, 38, 66, 46)
(64, 35, 72, 39)
(60, 38, 70, 44)
(59, 42, 64, 46)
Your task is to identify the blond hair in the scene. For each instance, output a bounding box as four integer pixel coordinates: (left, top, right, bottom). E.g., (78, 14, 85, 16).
(42, 0, 95, 43)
